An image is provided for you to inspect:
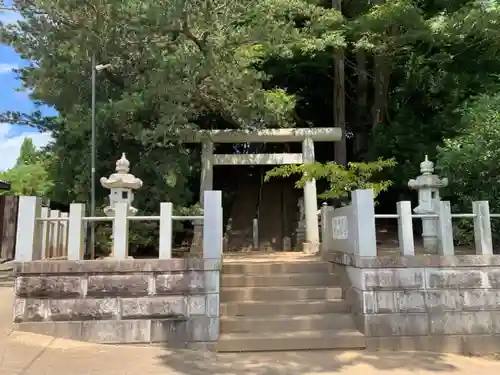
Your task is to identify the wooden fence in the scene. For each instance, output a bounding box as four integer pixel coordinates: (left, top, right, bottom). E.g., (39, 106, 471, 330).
(0, 196, 19, 261)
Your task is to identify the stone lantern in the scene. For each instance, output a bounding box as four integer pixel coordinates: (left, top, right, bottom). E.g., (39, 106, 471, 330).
(100, 153, 143, 217)
(408, 155, 448, 252)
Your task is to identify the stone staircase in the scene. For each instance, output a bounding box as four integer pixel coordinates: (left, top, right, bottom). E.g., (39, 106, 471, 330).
(217, 259, 365, 352)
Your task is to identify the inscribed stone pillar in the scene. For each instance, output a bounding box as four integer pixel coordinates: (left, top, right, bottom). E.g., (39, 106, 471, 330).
(301, 137, 320, 253)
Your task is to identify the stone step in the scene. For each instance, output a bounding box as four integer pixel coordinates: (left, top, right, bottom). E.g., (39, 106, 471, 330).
(221, 273, 339, 288)
(216, 329, 365, 352)
(220, 299, 350, 317)
(221, 313, 356, 333)
(221, 286, 342, 302)
(222, 261, 328, 275)
(0, 272, 13, 287)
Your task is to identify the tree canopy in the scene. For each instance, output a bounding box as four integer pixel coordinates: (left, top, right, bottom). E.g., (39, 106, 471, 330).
(2, 0, 500, 248)
(0, 137, 53, 196)
(0, 0, 344, 207)
(15, 137, 38, 166)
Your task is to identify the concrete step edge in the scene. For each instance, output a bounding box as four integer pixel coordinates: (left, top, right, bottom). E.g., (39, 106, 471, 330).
(222, 261, 325, 265)
(220, 313, 353, 322)
(221, 273, 338, 279)
(219, 329, 364, 340)
(220, 300, 351, 316)
(216, 332, 366, 352)
(220, 287, 343, 302)
(220, 298, 346, 306)
(221, 271, 338, 278)
(222, 260, 325, 265)
(220, 313, 357, 332)
(222, 267, 329, 275)
(221, 286, 341, 291)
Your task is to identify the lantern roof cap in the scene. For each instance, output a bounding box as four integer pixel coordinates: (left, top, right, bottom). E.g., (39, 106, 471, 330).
(100, 153, 143, 190)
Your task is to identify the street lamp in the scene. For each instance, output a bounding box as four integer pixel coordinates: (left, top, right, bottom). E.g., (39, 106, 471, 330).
(90, 54, 111, 259)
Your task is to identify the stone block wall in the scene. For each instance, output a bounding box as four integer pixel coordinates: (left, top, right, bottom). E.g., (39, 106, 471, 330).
(12, 258, 220, 347)
(327, 251, 500, 354)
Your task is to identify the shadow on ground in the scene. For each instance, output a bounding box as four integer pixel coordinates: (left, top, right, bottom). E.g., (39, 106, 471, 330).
(159, 348, 458, 375)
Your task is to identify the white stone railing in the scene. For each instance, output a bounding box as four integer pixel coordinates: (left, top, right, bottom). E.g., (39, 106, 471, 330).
(320, 189, 494, 256)
(14, 190, 223, 261)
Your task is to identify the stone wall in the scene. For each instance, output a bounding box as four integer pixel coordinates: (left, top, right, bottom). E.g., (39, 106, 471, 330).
(12, 258, 220, 347)
(326, 251, 500, 354)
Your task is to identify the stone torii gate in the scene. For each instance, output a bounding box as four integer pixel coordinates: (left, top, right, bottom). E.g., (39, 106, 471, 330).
(181, 127, 342, 253)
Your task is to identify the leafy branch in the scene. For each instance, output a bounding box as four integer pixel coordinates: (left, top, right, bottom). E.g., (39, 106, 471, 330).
(265, 158, 396, 203)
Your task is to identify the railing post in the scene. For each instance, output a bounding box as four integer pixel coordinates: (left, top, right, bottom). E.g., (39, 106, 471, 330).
(113, 202, 129, 259)
(320, 203, 333, 255)
(15, 196, 43, 261)
(60, 212, 69, 257)
(396, 201, 415, 256)
(67, 203, 85, 260)
(83, 220, 89, 258)
(159, 202, 173, 259)
(473, 201, 493, 255)
(203, 190, 222, 259)
(352, 189, 377, 256)
(40, 206, 50, 259)
(437, 201, 454, 255)
(49, 210, 60, 258)
(252, 218, 258, 250)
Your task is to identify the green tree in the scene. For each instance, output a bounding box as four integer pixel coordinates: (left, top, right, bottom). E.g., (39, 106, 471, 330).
(369, 1, 500, 186)
(3, 0, 500, 251)
(437, 93, 500, 247)
(15, 137, 39, 166)
(0, 140, 54, 196)
(263, 0, 500, 186)
(0, 0, 344, 206)
(0, 0, 345, 252)
(0, 162, 53, 196)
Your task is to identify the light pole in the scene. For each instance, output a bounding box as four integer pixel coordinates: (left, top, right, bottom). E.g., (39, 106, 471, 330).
(90, 54, 111, 258)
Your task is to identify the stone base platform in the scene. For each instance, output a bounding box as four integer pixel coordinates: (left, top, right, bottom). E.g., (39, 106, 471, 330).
(12, 258, 221, 346)
(326, 250, 500, 355)
(366, 334, 500, 355)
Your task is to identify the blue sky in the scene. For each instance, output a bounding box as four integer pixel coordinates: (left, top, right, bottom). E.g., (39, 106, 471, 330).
(0, 1, 55, 171)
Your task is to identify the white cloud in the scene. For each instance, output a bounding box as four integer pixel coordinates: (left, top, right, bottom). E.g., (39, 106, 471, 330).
(0, 124, 53, 171)
(0, 63, 18, 74)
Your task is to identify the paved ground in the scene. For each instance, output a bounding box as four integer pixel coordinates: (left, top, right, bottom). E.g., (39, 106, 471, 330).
(3, 277, 500, 374)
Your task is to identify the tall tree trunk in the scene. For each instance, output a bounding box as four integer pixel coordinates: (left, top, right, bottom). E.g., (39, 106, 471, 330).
(369, 0, 391, 158)
(372, 55, 390, 134)
(354, 49, 368, 155)
(332, 0, 347, 166)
